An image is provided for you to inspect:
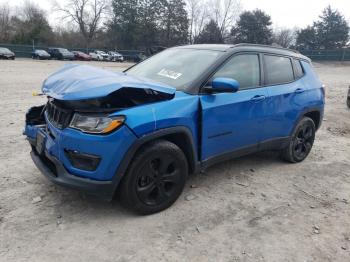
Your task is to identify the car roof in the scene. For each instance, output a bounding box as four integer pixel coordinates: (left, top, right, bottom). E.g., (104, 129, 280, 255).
(175, 43, 309, 61)
(176, 44, 233, 51)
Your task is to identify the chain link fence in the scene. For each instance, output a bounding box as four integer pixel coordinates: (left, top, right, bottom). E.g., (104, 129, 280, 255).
(0, 43, 144, 61)
(1, 43, 350, 61)
(299, 49, 350, 61)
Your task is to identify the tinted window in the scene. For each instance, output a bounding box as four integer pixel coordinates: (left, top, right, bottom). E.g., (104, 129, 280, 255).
(265, 55, 294, 85)
(293, 59, 304, 79)
(213, 54, 260, 89)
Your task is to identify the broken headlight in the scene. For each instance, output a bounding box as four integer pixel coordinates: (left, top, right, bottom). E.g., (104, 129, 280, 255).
(69, 113, 125, 134)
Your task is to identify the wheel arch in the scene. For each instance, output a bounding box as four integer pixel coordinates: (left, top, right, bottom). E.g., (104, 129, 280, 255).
(291, 107, 323, 136)
(112, 126, 199, 191)
(303, 110, 321, 130)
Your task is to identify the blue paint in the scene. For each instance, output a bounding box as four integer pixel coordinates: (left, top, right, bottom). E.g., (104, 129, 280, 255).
(212, 77, 240, 92)
(24, 49, 325, 191)
(42, 64, 175, 100)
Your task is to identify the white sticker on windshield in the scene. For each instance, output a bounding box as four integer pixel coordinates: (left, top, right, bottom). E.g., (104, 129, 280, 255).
(157, 69, 182, 79)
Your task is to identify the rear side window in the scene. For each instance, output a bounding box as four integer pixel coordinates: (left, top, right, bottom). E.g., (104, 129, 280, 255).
(213, 54, 260, 90)
(264, 55, 294, 85)
(293, 59, 304, 79)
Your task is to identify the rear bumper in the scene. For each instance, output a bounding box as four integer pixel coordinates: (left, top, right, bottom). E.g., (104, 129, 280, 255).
(30, 148, 115, 200)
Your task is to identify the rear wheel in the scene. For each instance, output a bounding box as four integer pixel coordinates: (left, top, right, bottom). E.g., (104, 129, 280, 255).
(281, 117, 315, 163)
(119, 140, 188, 214)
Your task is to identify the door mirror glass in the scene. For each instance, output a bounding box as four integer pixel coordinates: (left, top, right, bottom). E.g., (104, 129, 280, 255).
(211, 77, 240, 93)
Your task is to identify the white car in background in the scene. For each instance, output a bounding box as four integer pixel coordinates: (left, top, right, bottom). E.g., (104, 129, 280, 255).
(95, 50, 110, 61)
(89, 52, 103, 61)
(108, 51, 124, 62)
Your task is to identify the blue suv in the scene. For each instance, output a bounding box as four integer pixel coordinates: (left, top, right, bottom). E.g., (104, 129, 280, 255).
(24, 44, 325, 214)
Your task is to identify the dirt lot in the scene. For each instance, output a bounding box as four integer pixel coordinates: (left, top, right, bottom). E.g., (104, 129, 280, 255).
(0, 59, 349, 262)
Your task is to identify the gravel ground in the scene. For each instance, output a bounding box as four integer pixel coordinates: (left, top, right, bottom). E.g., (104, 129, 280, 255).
(0, 59, 349, 262)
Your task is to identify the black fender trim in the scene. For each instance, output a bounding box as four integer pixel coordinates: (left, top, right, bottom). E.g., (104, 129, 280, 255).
(112, 126, 200, 191)
(291, 106, 324, 136)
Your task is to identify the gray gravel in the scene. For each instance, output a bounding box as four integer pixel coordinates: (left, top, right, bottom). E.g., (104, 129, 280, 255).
(0, 59, 349, 262)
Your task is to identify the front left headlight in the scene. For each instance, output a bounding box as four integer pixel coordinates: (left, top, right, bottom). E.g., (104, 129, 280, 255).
(69, 113, 125, 134)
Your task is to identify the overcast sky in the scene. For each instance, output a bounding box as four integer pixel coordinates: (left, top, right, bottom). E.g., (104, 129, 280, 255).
(1, 0, 350, 29)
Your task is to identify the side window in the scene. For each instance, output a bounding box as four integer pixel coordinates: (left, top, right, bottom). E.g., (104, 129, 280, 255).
(264, 55, 294, 85)
(213, 54, 260, 90)
(293, 59, 304, 79)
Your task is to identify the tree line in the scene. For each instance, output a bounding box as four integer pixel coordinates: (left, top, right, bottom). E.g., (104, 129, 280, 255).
(0, 0, 349, 51)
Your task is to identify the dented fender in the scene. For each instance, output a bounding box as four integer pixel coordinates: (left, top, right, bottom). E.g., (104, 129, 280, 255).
(112, 91, 199, 140)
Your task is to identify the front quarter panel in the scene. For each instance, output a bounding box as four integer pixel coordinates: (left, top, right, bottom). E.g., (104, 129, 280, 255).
(111, 91, 199, 146)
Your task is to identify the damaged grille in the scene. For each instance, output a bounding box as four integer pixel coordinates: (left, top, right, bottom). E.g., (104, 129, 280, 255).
(46, 100, 73, 129)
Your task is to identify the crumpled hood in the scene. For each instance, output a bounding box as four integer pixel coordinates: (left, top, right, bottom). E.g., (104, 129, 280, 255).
(42, 64, 176, 100)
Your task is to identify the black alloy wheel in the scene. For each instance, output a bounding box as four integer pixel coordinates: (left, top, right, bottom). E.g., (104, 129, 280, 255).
(282, 117, 316, 163)
(292, 123, 314, 161)
(119, 140, 188, 214)
(136, 154, 182, 206)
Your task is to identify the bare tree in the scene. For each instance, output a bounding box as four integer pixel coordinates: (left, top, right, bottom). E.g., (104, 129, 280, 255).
(186, 0, 209, 44)
(210, 0, 241, 39)
(53, 0, 109, 48)
(273, 28, 297, 48)
(0, 3, 11, 42)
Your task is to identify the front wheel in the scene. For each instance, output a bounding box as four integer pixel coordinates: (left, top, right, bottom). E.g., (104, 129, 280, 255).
(119, 140, 188, 215)
(281, 117, 316, 163)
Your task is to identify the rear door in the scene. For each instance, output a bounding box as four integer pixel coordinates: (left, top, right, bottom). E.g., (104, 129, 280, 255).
(200, 53, 268, 161)
(261, 54, 306, 142)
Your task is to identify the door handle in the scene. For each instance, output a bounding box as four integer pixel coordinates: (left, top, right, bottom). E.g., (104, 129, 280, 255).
(295, 88, 305, 94)
(251, 95, 266, 102)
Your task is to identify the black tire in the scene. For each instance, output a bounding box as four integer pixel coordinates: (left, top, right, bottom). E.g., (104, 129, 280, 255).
(281, 117, 316, 163)
(347, 97, 350, 109)
(119, 140, 188, 215)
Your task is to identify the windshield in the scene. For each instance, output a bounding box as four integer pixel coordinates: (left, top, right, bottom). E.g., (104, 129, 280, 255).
(36, 50, 48, 55)
(0, 48, 11, 53)
(126, 48, 223, 90)
(59, 48, 70, 54)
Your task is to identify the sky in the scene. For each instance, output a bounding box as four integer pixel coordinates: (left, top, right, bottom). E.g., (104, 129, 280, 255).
(1, 0, 350, 29)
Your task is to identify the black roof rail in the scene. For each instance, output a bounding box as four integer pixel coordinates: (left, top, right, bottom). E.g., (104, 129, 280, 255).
(232, 43, 300, 54)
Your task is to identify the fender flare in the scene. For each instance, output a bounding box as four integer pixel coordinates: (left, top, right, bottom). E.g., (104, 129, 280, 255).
(290, 106, 324, 136)
(111, 126, 199, 190)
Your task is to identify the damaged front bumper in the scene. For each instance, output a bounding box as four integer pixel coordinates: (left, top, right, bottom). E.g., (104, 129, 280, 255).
(24, 105, 138, 200)
(30, 148, 115, 200)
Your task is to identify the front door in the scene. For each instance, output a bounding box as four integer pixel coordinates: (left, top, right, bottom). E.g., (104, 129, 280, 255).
(200, 53, 268, 161)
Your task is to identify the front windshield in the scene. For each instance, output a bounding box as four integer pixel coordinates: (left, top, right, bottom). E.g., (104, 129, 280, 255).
(59, 48, 70, 54)
(0, 48, 11, 53)
(37, 50, 48, 55)
(126, 48, 223, 90)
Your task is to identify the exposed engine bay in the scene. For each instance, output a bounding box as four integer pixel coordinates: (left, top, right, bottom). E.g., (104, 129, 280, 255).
(25, 87, 175, 127)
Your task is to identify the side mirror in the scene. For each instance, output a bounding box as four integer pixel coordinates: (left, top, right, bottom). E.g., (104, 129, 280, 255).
(204, 77, 240, 94)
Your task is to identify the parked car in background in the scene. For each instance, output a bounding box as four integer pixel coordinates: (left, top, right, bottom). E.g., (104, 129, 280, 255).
(48, 48, 74, 60)
(88, 52, 101, 61)
(0, 47, 15, 60)
(31, 49, 51, 60)
(108, 51, 124, 62)
(72, 51, 91, 61)
(95, 50, 110, 61)
(133, 53, 147, 63)
(24, 44, 325, 214)
(146, 46, 166, 56)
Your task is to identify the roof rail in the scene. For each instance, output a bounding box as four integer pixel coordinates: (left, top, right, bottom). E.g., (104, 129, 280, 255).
(232, 43, 300, 54)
